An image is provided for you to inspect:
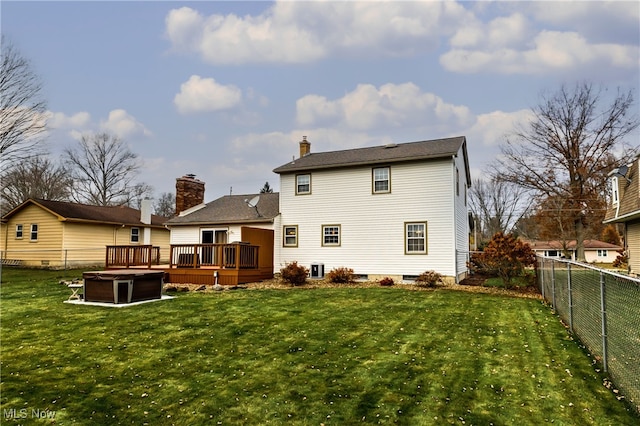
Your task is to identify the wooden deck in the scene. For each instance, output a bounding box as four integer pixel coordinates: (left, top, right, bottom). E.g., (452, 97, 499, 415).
(105, 227, 275, 286)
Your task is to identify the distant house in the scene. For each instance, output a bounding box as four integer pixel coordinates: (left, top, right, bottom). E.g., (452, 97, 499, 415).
(604, 153, 640, 275)
(272, 136, 471, 282)
(0, 198, 170, 268)
(524, 239, 622, 264)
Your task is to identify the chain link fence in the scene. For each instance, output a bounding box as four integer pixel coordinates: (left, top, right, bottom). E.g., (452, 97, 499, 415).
(1, 248, 107, 269)
(537, 256, 640, 414)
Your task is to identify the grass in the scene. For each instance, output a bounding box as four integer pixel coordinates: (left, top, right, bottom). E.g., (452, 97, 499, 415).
(1, 268, 638, 425)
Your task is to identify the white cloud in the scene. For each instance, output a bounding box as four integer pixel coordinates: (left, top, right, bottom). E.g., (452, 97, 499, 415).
(459, 108, 535, 177)
(443, 1, 639, 76)
(441, 30, 639, 75)
(45, 111, 91, 129)
(100, 109, 152, 138)
(527, 1, 639, 44)
(229, 129, 377, 161)
(450, 13, 531, 50)
(174, 75, 242, 114)
(296, 82, 474, 132)
(165, 7, 204, 52)
(164, 2, 471, 64)
(467, 109, 533, 147)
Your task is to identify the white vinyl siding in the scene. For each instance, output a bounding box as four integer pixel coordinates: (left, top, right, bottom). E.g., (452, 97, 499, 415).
(169, 223, 275, 245)
(453, 151, 470, 280)
(276, 158, 460, 277)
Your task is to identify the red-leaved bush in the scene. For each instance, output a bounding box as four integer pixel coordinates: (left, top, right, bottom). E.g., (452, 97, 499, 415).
(470, 232, 536, 289)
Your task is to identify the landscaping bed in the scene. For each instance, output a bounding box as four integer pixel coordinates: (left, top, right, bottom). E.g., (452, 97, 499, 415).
(165, 275, 543, 300)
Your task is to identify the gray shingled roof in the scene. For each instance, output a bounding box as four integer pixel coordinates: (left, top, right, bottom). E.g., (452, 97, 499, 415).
(166, 192, 279, 226)
(273, 136, 468, 175)
(2, 199, 169, 227)
(525, 239, 622, 251)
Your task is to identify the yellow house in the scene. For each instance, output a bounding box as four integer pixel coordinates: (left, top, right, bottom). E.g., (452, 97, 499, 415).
(1, 198, 170, 268)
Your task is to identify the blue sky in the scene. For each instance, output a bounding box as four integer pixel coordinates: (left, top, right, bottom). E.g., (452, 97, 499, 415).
(3, 1, 639, 202)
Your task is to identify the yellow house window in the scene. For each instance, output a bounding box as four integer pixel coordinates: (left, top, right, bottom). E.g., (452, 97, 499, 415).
(131, 227, 140, 243)
(16, 224, 23, 239)
(30, 224, 38, 241)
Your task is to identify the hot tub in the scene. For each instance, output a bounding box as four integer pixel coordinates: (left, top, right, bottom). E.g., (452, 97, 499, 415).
(83, 270, 165, 304)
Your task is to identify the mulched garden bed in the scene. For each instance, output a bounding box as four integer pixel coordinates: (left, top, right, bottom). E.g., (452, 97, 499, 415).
(165, 275, 542, 300)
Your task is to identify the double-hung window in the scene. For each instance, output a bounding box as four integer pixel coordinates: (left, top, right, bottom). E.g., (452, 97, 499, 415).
(16, 224, 23, 239)
(296, 174, 311, 195)
(30, 224, 38, 241)
(372, 167, 390, 193)
(611, 177, 619, 205)
(405, 222, 427, 254)
(283, 225, 298, 247)
(322, 225, 341, 246)
(130, 227, 140, 243)
(597, 249, 608, 257)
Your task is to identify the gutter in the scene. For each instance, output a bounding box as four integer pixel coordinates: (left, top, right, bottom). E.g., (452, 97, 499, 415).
(603, 210, 640, 224)
(166, 218, 276, 226)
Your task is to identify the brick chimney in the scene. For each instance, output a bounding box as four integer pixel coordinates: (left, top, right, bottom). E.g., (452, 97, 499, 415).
(299, 136, 311, 158)
(175, 174, 205, 215)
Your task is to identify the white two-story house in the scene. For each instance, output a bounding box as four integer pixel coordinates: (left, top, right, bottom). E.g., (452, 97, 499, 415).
(272, 136, 471, 283)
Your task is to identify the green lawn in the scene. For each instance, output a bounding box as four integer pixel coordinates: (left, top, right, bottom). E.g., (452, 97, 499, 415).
(1, 268, 637, 425)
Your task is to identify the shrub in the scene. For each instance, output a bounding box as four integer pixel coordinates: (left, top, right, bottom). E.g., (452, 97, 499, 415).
(414, 270, 443, 288)
(470, 232, 536, 289)
(326, 267, 355, 284)
(280, 261, 309, 286)
(379, 277, 394, 286)
(612, 249, 628, 269)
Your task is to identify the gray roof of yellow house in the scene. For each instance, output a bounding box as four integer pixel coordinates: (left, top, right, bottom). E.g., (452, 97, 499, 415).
(1, 198, 169, 227)
(273, 136, 470, 183)
(165, 192, 279, 226)
(604, 153, 640, 223)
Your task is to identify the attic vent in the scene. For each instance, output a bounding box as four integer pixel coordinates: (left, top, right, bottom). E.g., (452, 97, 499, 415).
(384, 143, 398, 149)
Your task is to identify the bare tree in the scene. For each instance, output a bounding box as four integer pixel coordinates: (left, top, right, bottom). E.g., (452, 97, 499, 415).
(0, 156, 72, 212)
(0, 36, 48, 171)
(64, 132, 150, 206)
(493, 82, 639, 261)
(468, 177, 529, 244)
(153, 192, 175, 217)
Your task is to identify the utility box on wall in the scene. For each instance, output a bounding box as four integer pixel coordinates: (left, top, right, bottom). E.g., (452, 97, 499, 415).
(310, 263, 324, 279)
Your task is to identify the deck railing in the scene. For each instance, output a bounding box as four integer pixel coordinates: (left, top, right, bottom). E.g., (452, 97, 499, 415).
(106, 245, 161, 268)
(169, 243, 259, 269)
